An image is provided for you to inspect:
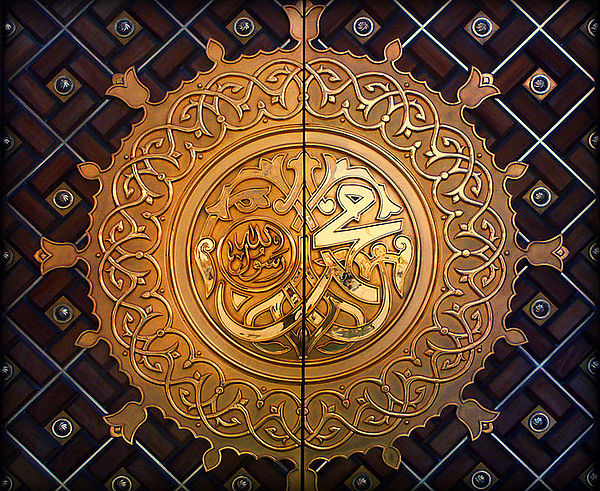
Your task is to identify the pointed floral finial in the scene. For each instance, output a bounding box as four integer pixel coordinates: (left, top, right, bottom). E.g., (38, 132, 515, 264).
(457, 66, 500, 109)
(283, 0, 325, 42)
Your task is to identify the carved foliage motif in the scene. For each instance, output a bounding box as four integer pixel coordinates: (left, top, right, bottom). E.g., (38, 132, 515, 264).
(35, 2, 567, 478)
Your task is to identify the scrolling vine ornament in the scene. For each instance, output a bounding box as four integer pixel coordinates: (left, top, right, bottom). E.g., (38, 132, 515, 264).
(36, 2, 567, 488)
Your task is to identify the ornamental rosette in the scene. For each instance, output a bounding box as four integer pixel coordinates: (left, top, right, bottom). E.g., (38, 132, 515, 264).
(36, 2, 567, 489)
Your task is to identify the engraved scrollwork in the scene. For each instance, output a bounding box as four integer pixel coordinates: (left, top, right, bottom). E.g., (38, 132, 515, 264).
(37, 1, 567, 479)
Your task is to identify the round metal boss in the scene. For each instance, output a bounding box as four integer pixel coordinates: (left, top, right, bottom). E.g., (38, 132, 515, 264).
(52, 418, 73, 438)
(529, 74, 551, 95)
(115, 18, 135, 38)
(54, 75, 74, 96)
(470, 469, 492, 490)
(471, 17, 493, 38)
(111, 475, 132, 491)
(587, 18, 597, 37)
(530, 298, 551, 320)
(53, 189, 74, 209)
(231, 475, 252, 491)
(353, 17, 374, 37)
(589, 242, 599, 262)
(2, 134, 14, 152)
(530, 186, 552, 207)
(1, 362, 13, 381)
(352, 474, 371, 491)
(588, 131, 598, 150)
(1, 249, 13, 266)
(587, 355, 598, 376)
(4, 18, 15, 37)
(233, 17, 254, 37)
(586, 468, 597, 487)
(0, 475, 13, 491)
(528, 411, 550, 432)
(53, 304, 73, 323)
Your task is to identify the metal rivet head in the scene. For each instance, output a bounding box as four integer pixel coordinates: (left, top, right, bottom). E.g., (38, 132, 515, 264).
(353, 17, 374, 37)
(352, 474, 371, 491)
(54, 76, 74, 96)
(234, 17, 254, 37)
(51, 418, 73, 438)
(0, 475, 13, 491)
(2, 134, 14, 151)
(529, 74, 551, 95)
(111, 475, 132, 491)
(588, 131, 598, 150)
(1, 362, 14, 382)
(530, 298, 551, 320)
(53, 304, 73, 323)
(1, 249, 14, 266)
(528, 411, 550, 432)
(586, 468, 597, 487)
(587, 18, 597, 37)
(589, 243, 599, 262)
(110, 475, 133, 491)
(4, 18, 16, 37)
(115, 18, 134, 38)
(231, 475, 252, 491)
(53, 189, 74, 209)
(470, 470, 492, 490)
(471, 17, 493, 38)
(587, 356, 598, 376)
(530, 186, 552, 207)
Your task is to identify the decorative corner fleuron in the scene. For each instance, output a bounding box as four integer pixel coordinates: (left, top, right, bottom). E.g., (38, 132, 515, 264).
(36, 1, 567, 489)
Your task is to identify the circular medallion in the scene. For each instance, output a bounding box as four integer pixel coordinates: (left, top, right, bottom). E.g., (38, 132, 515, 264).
(353, 17, 374, 37)
(529, 74, 551, 95)
(234, 17, 254, 37)
(471, 17, 492, 38)
(35, 2, 567, 483)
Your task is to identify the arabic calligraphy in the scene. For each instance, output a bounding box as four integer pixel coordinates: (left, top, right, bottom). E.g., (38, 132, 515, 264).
(190, 149, 415, 361)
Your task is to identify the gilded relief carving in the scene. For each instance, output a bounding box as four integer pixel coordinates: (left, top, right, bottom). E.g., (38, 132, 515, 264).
(35, 2, 568, 488)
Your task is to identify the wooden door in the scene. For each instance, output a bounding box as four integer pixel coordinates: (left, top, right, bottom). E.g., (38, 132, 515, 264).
(2, 1, 597, 490)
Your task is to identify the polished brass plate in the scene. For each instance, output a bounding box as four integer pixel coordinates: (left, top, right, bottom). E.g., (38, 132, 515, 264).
(35, 2, 567, 488)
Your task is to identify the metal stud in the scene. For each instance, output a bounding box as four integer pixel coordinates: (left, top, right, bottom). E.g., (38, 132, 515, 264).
(470, 469, 492, 490)
(53, 304, 74, 324)
(352, 474, 371, 491)
(115, 18, 135, 38)
(587, 355, 598, 376)
(586, 468, 597, 487)
(1, 249, 14, 267)
(529, 74, 551, 96)
(2, 134, 14, 152)
(111, 475, 133, 491)
(524, 69, 556, 100)
(471, 17, 493, 38)
(233, 17, 254, 38)
(587, 18, 597, 37)
(53, 189, 74, 209)
(353, 17, 374, 37)
(530, 298, 551, 320)
(4, 18, 16, 37)
(54, 75, 75, 96)
(231, 475, 252, 491)
(588, 131, 598, 150)
(528, 411, 550, 432)
(1, 361, 14, 382)
(529, 186, 552, 208)
(588, 242, 599, 262)
(0, 475, 13, 491)
(51, 418, 74, 438)
(227, 12, 261, 44)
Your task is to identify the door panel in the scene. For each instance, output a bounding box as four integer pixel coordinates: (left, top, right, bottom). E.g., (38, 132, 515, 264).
(2, 1, 597, 490)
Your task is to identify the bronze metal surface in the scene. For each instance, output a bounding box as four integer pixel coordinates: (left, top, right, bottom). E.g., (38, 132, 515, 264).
(35, 2, 567, 488)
